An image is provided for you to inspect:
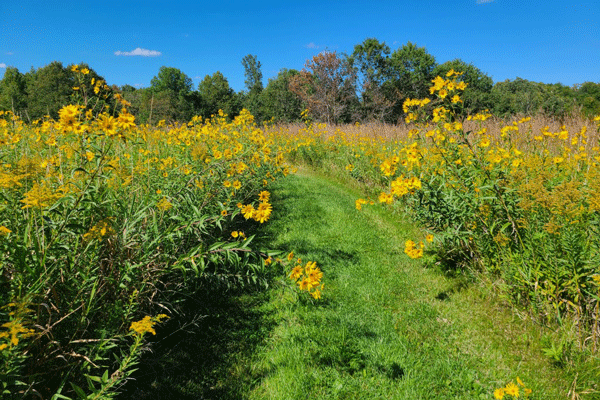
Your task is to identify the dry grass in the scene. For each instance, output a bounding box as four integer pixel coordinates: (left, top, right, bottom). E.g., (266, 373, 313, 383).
(278, 114, 599, 155)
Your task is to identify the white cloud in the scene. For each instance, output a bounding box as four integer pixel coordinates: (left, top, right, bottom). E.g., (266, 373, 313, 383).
(305, 42, 319, 49)
(476, 0, 495, 4)
(0, 63, 6, 68)
(114, 47, 162, 57)
(5, 52, 13, 55)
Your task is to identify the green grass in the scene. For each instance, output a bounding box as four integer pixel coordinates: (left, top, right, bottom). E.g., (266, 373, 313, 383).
(120, 165, 584, 399)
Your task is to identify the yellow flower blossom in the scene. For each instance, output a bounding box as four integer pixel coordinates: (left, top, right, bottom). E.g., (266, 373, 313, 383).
(129, 314, 169, 336)
(504, 382, 519, 397)
(253, 201, 272, 223)
(494, 387, 505, 399)
(242, 204, 255, 219)
(290, 265, 303, 280)
(83, 218, 115, 241)
(258, 190, 270, 202)
(156, 197, 173, 211)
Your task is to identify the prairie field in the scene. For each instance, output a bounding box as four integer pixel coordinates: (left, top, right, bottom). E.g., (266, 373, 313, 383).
(1, 71, 600, 399)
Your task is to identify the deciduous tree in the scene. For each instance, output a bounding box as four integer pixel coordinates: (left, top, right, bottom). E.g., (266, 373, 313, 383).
(388, 42, 437, 101)
(148, 66, 194, 122)
(349, 38, 397, 121)
(434, 59, 493, 116)
(25, 61, 74, 120)
(197, 71, 240, 118)
(241, 54, 264, 121)
(289, 50, 357, 124)
(260, 68, 304, 122)
(0, 66, 27, 116)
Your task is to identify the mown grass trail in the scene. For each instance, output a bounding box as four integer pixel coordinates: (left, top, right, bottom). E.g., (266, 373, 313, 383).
(248, 167, 572, 399)
(123, 166, 574, 399)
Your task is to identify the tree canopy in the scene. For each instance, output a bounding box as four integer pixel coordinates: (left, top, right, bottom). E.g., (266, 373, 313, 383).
(1, 40, 598, 124)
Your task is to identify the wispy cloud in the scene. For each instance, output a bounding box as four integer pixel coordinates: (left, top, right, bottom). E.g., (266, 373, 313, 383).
(5, 52, 13, 56)
(305, 42, 319, 49)
(476, 0, 495, 4)
(0, 63, 6, 68)
(114, 47, 162, 57)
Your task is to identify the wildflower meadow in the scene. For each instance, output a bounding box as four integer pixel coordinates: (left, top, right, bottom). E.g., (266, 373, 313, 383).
(0, 67, 320, 399)
(283, 71, 600, 355)
(1, 66, 600, 399)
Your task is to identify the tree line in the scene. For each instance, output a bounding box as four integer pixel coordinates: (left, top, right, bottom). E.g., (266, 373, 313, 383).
(1, 39, 599, 125)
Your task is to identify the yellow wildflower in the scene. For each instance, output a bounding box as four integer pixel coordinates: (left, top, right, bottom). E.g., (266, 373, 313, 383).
(129, 314, 169, 336)
(504, 382, 519, 397)
(156, 197, 173, 211)
(494, 387, 505, 399)
(83, 218, 115, 241)
(311, 288, 322, 300)
(290, 265, 303, 280)
(258, 190, 270, 202)
(242, 204, 255, 219)
(253, 202, 272, 223)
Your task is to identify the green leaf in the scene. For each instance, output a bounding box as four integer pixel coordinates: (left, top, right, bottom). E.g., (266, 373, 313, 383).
(69, 382, 87, 399)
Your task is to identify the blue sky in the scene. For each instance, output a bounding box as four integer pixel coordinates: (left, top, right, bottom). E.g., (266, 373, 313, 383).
(1, 0, 598, 91)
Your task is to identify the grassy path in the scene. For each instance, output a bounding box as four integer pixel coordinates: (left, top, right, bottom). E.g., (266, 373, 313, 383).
(123, 167, 573, 399)
(247, 167, 570, 399)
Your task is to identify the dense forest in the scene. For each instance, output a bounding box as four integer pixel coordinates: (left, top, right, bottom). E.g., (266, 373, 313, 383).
(1, 39, 599, 124)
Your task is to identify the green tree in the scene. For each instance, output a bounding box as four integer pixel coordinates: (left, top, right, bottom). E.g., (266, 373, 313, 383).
(150, 66, 193, 95)
(434, 59, 493, 116)
(149, 66, 194, 122)
(492, 78, 579, 119)
(491, 78, 544, 116)
(388, 42, 437, 100)
(539, 83, 576, 119)
(385, 42, 437, 122)
(120, 84, 137, 93)
(25, 61, 74, 120)
(241, 54, 264, 121)
(241, 54, 263, 94)
(260, 68, 304, 123)
(351, 38, 391, 87)
(0, 66, 27, 117)
(122, 87, 176, 125)
(349, 38, 395, 121)
(576, 82, 600, 117)
(197, 71, 240, 119)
